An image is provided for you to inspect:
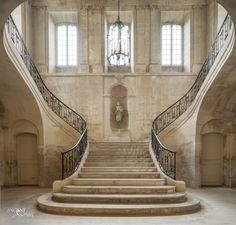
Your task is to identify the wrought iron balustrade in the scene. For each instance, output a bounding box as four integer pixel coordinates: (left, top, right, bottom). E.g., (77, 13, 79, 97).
(151, 14, 233, 180)
(6, 15, 87, 179)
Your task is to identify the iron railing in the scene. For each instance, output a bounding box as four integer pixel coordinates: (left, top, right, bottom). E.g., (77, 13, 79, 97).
(6, 15, 88, 179)
(151, 14, 233, 179)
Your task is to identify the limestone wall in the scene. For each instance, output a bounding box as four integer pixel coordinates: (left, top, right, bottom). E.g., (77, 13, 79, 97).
(0, 1, 80, 187)
(1, 0, 233, 187)
(23, 0, 214, 141)
(158, 16, 235, 187)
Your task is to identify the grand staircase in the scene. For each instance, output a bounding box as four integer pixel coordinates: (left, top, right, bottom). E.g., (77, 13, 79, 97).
(37, 142, 200, 216)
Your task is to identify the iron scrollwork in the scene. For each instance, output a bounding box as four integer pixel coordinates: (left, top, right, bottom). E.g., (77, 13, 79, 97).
(151, 14, 232, 180)
(6, 16, 88, 179)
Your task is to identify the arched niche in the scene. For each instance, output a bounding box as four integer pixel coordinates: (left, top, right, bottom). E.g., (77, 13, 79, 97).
(110, 85, 129, 131)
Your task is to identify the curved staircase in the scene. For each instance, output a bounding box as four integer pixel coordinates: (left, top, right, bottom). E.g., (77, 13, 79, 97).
(2, 0, 235, 217)
(37, 142, 200, 216)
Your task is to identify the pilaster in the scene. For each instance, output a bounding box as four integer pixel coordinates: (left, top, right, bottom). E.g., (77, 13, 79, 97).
(149, 5, 161, 73)
(88, 5, 104, 73)
(192, 5, 207, 73)
(32, 6, 47, 74)
(135, 5, 150, 73)
(79, 6, 90, 73)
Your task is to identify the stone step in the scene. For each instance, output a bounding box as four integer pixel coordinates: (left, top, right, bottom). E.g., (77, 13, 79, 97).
(81, 167, 157, 172)
(88, 154, 151, 158)
(90, 148, 149, 151)
(71, 178, 165, 186)
(90, 147, 149, 153)
(38, 193, 200, 216)
(62, 185, 175, 194)
(52, 192, 186, 204)
(89, 150, 150, 156)
(84, 162, 154, 167)
(90, 142, 148, 146)
(87, 154, 151, 158)
(86, 159, 153, 163)
(78, 172, 160, 179)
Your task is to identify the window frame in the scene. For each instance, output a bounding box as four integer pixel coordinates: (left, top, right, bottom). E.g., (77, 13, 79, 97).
(161, 23, 183, 67)
(56, 23, 78, 68)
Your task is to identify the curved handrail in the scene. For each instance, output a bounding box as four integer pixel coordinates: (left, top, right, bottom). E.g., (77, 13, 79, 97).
(151, 14, 233, 179)
(5, 15, 87, 179)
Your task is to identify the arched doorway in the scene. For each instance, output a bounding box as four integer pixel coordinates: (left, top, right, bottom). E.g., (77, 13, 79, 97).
(16, 133, 39, 185)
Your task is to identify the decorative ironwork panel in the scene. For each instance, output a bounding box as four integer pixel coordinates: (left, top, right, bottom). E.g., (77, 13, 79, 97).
(6, 16, 88, 179)
(151, 14, 232, 179)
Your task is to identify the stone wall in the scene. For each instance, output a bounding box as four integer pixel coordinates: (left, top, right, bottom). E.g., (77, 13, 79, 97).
(4, 0, 232, 187)
(22, 0, 213, 141)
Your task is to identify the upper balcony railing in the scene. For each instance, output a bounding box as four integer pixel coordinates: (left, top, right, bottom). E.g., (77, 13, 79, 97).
(5, 15, 87, 179)
(151, 14, 233, 180)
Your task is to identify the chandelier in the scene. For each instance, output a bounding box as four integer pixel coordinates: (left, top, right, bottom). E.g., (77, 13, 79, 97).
(107, 0, 130, 66)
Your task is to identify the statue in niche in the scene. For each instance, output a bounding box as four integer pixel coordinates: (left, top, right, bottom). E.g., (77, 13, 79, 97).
(115, 101, 124, 122)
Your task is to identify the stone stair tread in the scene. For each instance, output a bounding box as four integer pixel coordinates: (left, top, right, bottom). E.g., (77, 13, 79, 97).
(82, 166, 156, 169)
(52, 192, 185, 204)
(78, 172, 159, 175)
(82, 167, 156, 169)
(64, 185, 174, 189)
(53, 192, 185, 198)
(72, 178, 164, 181)
(38, 193, 200, 215)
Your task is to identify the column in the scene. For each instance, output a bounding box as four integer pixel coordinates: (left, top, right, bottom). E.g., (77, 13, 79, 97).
(149, 5, 161, 73)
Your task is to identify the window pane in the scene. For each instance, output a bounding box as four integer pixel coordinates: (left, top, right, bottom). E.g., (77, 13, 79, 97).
(57, 24, 77, 67)
(172, 25, 182, 65)
(162, 25, 171, 65)
(57, 25, 67, 66)
(68, 25, 77, 66)
(161, 24, 182, 66)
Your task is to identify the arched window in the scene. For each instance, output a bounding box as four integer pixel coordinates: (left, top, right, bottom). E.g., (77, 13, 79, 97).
(162, 24, 182, 66)
(57, 24, 77, 66)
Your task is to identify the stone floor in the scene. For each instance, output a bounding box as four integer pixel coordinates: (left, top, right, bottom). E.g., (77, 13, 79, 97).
(0, 186, 236, 225)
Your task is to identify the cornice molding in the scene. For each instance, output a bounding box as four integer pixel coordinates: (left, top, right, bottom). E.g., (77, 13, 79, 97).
(30, 0, 208, 9)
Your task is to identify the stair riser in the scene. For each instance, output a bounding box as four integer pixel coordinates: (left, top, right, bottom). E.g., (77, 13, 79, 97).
(88, 154, 151, 156)
(38, 193, 201, 216)
(71, 179, 165, 186)
(87, 158, 151, 161)
(78, 174, 160, 178)
(88, 153, 150, 156)
(84, 163, 154, 167)
(90, 147, 149, 153)
(62, 187, 175, 194)
(91, 145, 148, 148)
(81, 168, 157, 172)
(52, 195, 186, 204)
(86, 160, 153, 163)
(38, 203, 200, 216)
(91, 147, 148, 149)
